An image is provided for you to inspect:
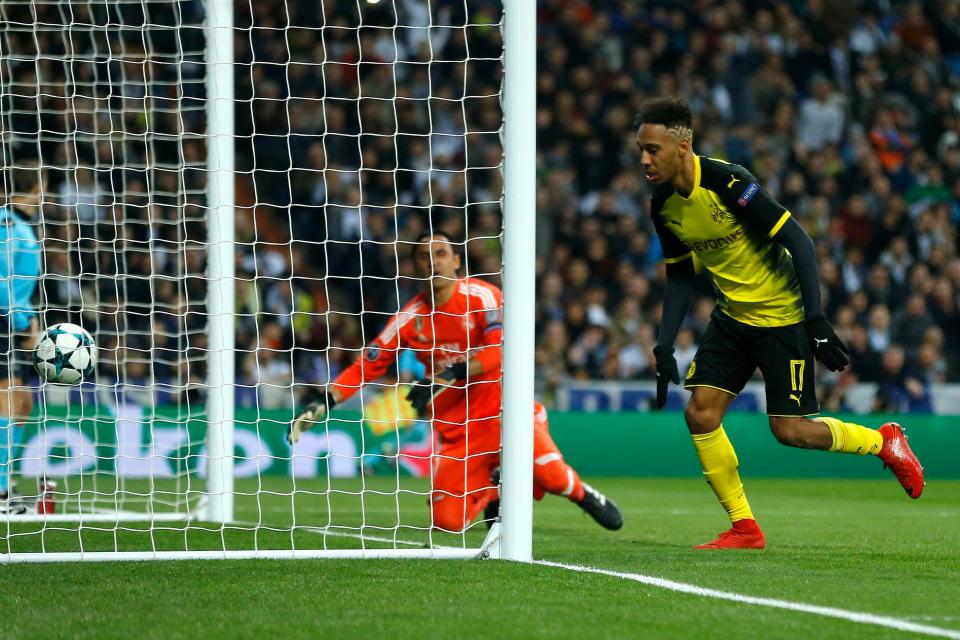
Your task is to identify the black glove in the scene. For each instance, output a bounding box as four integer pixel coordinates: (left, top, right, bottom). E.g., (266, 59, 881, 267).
(288, 390, 336, 445)
(653, 345, 680, 410)
(406, 362, 468, 417)
(805, 315, 850, 372)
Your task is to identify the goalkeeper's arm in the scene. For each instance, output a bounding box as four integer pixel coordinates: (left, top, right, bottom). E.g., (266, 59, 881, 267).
(405, 361, 469, 417)
(406, 328, 501, 417)
(288, 388, 342, 445)
(287, 333, 402, 445)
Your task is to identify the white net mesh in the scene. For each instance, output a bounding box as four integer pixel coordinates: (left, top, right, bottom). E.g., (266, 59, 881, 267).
(2, 0, 506, 558)
(2, 1, 209, 529)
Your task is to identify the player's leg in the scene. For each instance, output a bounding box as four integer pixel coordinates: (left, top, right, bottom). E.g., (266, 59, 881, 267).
(0, 376, 29, 514)
(1, 326, 38, 513)
(0, 379, 14, 500)
(431, 446, 471, 532)
(684, 312, 765, 549)
(761, 324, 924, 498)
(531, 403, 583, 502)
(530, 402, 622, 530)
(430, 431, 499, 532)
(685, 386, 764, 548)
(0, 326, 24, 511)
(463, 450, 499, 526)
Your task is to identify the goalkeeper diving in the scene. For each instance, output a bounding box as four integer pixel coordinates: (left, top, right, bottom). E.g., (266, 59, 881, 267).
(289, 231, 622, 533)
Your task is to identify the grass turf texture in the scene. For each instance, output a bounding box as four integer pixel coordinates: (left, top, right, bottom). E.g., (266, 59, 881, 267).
(1, 477, 958, 639)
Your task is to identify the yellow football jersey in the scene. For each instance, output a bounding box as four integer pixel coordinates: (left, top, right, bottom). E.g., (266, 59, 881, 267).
(651, 155, 803, 327)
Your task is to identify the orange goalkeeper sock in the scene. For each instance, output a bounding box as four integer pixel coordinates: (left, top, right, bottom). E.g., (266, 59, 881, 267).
(816, 417, 883, 455)
(691, 425, 754, 523)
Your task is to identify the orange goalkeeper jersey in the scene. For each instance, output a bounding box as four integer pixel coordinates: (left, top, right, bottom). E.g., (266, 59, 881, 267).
(332, 277, 503, 442)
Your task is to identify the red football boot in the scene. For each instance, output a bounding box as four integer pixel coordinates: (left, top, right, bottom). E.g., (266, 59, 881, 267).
(877, 423, 925, 499)
(695, 518, 766, 550)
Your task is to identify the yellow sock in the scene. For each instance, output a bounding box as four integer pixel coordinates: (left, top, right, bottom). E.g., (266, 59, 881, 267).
(691, 425, 754, 523)
(817, 417, 883, 455)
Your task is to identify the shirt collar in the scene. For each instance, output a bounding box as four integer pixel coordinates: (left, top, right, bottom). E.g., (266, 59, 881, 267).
(676, 154, 701, 201)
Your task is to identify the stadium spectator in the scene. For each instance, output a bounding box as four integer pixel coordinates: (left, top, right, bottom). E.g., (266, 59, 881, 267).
(867, 304, 893, 353)
(892, 294, 936, 357)
(874, 344, 933, 413)
(7, 0, 960, 414)
(795, 76, 845, 152)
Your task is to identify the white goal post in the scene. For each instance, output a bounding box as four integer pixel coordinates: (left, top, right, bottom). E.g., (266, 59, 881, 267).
(1, 0, 534, 562)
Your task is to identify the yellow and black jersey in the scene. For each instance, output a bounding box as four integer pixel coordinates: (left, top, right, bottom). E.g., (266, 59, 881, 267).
(651, 155, 802, 327)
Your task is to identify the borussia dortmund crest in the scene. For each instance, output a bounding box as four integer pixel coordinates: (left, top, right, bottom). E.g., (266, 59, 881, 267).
(710, 207, 726, 224)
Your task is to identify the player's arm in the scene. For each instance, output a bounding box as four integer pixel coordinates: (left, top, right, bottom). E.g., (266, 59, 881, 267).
(717, 167, 849, 371)
(11, 238, 40, 333)
(465, 304, 503, 377)
(651, 200, 695, 409)
(288, 327, 400, 444)
(770, 217, 849, 370)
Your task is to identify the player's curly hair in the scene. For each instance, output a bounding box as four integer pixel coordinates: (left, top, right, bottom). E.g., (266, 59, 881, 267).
(635, 96, 693, 141)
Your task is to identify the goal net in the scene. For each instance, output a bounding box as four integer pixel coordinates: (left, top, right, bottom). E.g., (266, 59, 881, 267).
(0, 0, 532, 562)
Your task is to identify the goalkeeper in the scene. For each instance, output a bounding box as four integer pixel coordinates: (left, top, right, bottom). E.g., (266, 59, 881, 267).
(639, 96, 924, 549)
(0, 162, 43, 514)
(289, 231, 622, 533)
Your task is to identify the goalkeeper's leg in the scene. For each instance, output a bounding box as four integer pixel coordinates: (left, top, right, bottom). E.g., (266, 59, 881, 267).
(431, 441, 498, 532)
(531, 404, 622, 530)
(532, 420, 583, 502)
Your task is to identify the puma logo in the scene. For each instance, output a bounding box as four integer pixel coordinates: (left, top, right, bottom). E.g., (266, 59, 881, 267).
(814, 338, 828, 348)
(789, 394, 801, 406)
(727, 175, 740, 188)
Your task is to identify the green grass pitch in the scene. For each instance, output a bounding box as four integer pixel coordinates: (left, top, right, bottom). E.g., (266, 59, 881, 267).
(1, 476, 958, 639)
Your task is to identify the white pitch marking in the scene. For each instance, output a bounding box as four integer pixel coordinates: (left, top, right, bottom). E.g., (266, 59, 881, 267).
(237, 519, 960, 638)
(534, 560, 960, 640)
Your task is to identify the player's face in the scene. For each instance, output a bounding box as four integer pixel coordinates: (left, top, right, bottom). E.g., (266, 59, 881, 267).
(413, 237, 461, 287)
(17, 171, 46, 218)
(636, 123, 682, 185)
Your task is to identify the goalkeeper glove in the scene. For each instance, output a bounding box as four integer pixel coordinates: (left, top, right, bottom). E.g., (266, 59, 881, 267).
(288, 390, 337, 445)
(653, 345, 680, 410)
(805, 315, 850, 372)
(406, 362, 468, 417)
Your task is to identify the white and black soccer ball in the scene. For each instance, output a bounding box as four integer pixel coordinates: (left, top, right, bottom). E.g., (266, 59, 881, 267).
(32, 323, 97, 385)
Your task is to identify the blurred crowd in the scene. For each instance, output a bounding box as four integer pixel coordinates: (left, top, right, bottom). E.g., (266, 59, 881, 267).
(4, 0, 960, 412)
(3, 1, 211, 401)
(531, 0, 960, 412)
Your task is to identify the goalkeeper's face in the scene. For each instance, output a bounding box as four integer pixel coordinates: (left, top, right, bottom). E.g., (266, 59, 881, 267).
(414, 236, 461, 289)
(636, 123, 684, 186)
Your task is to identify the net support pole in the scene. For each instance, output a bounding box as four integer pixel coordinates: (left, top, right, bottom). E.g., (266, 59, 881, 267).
(202, 0, 235, 524)
(500, 0, 536, 562)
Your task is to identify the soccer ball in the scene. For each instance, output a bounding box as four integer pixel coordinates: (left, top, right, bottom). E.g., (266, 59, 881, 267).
(32, 323, 97, 385)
